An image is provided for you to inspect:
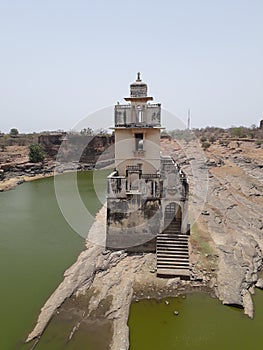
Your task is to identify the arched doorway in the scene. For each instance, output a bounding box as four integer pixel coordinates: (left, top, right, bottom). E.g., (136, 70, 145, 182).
(164, 202, 182, 228)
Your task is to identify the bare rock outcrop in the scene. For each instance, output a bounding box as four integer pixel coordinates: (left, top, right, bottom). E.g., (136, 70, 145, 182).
(217, 236, 262, 312)
(169, 139, 263, 318)
(26, 138, 263, 349)
(26, 242, 104, 342)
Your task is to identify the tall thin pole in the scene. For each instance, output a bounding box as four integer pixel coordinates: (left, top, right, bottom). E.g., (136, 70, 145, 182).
(187, 109, 191, 130)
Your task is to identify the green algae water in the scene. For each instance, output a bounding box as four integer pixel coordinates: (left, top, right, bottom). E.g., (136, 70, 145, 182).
(1, 171, 263, 350)
(129, 291, 263, 350)
(0, 170, 109, 350)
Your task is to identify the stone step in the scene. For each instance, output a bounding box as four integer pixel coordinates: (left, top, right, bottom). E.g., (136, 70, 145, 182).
(157, 263, 190, 268)
(157, 239, 188, 243)
(157, 241, 188, 245)
(158, 240, 187, 243)
(158, 241, 188, 245)
(158, 236, 188, 239)
(157, 247, 189, 252)
(159, 233, 188, 238)
(156, 219, 190, 278)
(157, 252, 189, 257)
(157, 236, 188, 241)
(157, 248, 188, 252)
(157, 247, 188, 252)
(158, 240, 188, 245)
(157, 248, 188, 254)
(164, 224, 181, 227)
(163, 231, 181, 235)
(159, 231, 187, 235)
(157, 244, 188, 249)
(158, 237, 188, 241)
(164, 222, 181, 228)
(157, 240, 188, 244)
(157, 253, 189, 258)
(164, 226, 181, 231)
(157, 238, 188, 243)
(163, 226, 183, 230)
(156, 249, 188, 257)
(163, 232, 181, 235)
(157, 268, 190, 277)
(165, 224, 181, 228)
(164, 232, 181, 235)
(157, 262, 189, 266)
(163, 228, 181, 232)
(157, 262, 190, 267)
(157, 259, 189, 265)
(164, 219, 180, 223)
(157, 252, 189, 259)
(163, 224, 182, 227)
(157, 253, 189, 259)
(158, 238, 188, 242)
(157, 258, 189, 264)
(157, 262, 190, 268)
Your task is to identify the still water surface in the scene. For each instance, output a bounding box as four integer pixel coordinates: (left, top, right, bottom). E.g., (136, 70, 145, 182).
(0, 171, 108, 350)
(1, 171, 263, 350)
(129, 292, 263, 350)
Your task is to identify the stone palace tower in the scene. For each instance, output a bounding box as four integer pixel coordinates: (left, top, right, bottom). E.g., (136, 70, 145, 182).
(106, 74, 190, 277)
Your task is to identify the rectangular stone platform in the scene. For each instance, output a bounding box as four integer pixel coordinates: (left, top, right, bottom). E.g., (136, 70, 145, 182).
(156, 268, 190, 278)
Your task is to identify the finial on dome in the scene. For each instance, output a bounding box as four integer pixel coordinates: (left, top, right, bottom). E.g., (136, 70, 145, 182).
(137, 72, 141, 81)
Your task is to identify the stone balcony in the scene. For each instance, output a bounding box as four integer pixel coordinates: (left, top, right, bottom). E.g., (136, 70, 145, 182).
(107, 171, 162, 199)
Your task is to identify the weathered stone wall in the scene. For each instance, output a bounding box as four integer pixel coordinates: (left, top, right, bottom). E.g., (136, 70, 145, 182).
(106, 197, 161, 252)
(38, 134, 114, 165)
(38, 133, 65, 157)
(4, 134, 38, 146)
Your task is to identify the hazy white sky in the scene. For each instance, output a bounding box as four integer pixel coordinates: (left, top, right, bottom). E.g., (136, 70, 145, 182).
(0, 0, 262, 133)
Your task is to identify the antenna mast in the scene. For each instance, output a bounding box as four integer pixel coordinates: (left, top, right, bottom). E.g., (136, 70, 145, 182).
(187, 109, 191, 129)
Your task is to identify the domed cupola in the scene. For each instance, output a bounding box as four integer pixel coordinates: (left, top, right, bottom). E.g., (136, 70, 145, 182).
(130, 72, 148, 98)
(125, 72, 153, 102)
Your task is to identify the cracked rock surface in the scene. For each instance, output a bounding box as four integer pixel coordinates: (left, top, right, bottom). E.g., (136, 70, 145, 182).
(27, 139, 263, 349)
(164, 139, 263, 317)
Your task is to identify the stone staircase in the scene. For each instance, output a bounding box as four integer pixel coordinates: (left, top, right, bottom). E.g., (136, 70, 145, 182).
(156, 219, 190, 278)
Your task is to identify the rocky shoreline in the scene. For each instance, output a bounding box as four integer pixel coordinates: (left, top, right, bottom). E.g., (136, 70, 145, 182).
(2, 138, 262, 349)
(26, 205, 217, 350)
(169, 139, 263, 319)
(0, 159, 114, 192)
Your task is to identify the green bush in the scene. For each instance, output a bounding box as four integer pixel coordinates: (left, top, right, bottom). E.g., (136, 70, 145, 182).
(201, 141, 211, 150)
(29, 144, 44, 162)
(10, 128, 19, 137)
(220, 140, 230, 147)
(209, 135, 216, 144)
(230, 127, 247, 138)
